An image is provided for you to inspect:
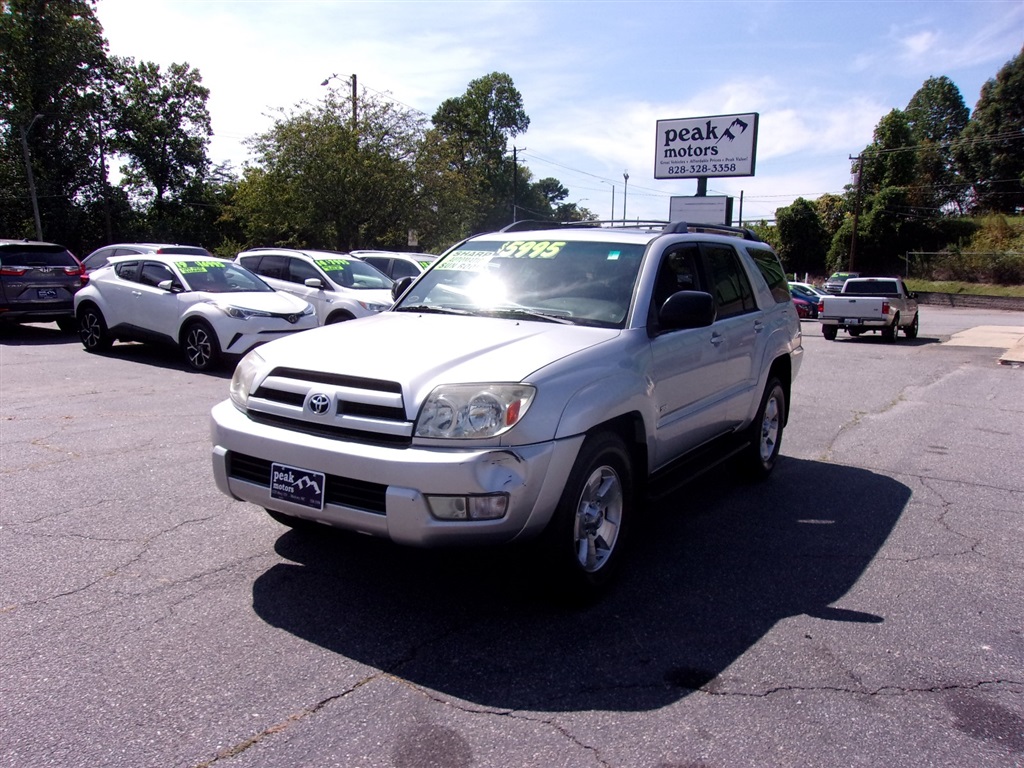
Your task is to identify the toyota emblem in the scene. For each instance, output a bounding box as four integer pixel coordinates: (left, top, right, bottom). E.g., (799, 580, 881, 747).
(308, 393, 331, 415)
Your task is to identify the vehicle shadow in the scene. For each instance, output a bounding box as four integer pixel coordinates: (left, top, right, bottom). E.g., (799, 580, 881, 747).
(251, 458, 910, 712)
(0, 322, 79, 346)
(825, 334, 938, 346)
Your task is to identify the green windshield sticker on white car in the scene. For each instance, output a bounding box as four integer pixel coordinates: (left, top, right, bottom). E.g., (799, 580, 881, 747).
(176, 260, 227, 274)
(315, 259, 350, 270)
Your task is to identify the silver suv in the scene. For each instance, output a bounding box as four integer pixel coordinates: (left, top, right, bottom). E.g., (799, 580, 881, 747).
(212, 221, 803, 594)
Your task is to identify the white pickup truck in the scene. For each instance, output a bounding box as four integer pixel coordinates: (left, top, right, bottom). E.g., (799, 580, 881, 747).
(211, 221, 803, 594)
(818, 276, 920, 341)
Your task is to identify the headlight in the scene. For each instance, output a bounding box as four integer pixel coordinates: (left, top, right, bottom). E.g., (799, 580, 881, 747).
(357, 301, 389, 313)
(415, 384, 535, 439)
(215, 302, 272, 319)
(229, 350, 264, 409)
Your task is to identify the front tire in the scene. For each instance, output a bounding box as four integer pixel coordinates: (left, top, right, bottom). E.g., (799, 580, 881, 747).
(540, 432, 633, 595)
(78, 304, 112, 352)
(741, 376, 786, 480)
(182, 321, 221, 371)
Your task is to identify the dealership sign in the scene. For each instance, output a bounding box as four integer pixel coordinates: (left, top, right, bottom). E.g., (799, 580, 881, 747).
(654, 112, 758, 180)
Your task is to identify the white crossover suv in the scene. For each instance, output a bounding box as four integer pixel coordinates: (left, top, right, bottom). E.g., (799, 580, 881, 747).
(75, 254, 317, 370)
(235, 248, 393, 325)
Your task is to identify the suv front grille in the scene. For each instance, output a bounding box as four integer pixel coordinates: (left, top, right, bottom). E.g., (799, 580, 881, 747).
(227, 452, 387, 514)
(246, 366, 412, 447)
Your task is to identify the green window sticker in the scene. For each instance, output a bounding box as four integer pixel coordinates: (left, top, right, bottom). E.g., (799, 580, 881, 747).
(315, 259, 350, 270)
(176, 260, 226, 274)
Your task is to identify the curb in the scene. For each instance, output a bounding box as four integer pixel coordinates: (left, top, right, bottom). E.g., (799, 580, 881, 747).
(916, 292, 1024, 312)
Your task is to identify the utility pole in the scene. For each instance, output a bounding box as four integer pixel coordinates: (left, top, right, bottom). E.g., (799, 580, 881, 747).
(849, 154, 863, 271)
(19, 114, 44, 240)
(602, 180, 615, 223)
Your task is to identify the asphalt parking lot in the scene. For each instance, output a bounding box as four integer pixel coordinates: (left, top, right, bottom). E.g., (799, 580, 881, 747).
(2, 306, 1022, 768)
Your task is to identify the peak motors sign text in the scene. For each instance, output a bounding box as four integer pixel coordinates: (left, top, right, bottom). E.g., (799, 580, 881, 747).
(655, 112, 758, 180)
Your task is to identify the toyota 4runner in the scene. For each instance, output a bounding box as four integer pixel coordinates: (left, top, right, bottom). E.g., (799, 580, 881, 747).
(211, 221, 803, 593)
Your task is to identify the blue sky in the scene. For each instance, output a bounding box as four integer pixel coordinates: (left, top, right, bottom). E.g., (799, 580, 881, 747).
(95, 0, 1023, 224)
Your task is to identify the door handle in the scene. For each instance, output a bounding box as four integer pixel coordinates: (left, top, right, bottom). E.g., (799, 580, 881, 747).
(710, 332, 724, 347)
(753, 320, 765, 333)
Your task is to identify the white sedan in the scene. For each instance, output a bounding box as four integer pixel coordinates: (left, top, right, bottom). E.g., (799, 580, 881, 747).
(74, 254, 317, 370)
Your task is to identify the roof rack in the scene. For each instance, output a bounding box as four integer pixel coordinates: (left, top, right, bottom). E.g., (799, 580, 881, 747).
(497, 219, 761, 241)
(498, 219, 671, 233)
(661, 221, 762, 241)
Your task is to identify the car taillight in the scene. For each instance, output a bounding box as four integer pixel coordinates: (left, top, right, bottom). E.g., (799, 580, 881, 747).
(818, 300, 824, 313)
(0, 266, 27, 276)
(882, 301, 890, 314)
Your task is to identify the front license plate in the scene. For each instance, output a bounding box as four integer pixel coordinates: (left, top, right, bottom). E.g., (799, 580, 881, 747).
(270, 462, 325, 510)
(37, 288, 58, 299)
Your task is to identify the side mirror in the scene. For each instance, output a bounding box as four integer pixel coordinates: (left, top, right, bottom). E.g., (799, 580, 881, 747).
(157, 279, 182, 293)
(304, 278, 324, 289)
(392, 276, 414, 302)
(657, 290, 717, 332)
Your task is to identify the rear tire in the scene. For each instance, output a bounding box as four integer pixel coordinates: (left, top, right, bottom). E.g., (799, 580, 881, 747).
(904, 312, 919, 339)
(78, 304, 112, 352)
(822, 325, 837, 341)
(182, 320, 221, 371)
(741, 376, 785, 481)
(882, 316, 898, 343)
(539, 431, 633, 597)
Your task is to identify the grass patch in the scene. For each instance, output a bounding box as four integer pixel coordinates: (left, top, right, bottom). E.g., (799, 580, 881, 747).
(905, 279, 1024, 298)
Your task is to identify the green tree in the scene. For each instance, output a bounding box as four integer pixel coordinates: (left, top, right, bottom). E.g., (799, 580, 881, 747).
(774, 197, 827, 275)
(234, 86, 423, 251)
(109, 57, 212, 233)
(0, 0, 108, 249)
(860, 109, 916, 194)
(431, 72, 529, 232)
(955, 47, 1024, 214)
(905, 76, 970, 212)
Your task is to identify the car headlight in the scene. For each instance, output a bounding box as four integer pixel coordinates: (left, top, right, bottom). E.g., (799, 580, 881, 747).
(214, 302, 272, 319)
(229, 350, 264, 409)
(357, 301, 389, 313)
(415, 384, 535, 439)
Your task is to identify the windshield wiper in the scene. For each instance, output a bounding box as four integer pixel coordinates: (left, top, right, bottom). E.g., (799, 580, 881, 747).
(395, 304, 472, 315)
(474, 307, 575, 325)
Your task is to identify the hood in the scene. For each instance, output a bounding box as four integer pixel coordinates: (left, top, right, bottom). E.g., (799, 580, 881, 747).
(206, 291, 311, 313)
(254, 311, 618, 398)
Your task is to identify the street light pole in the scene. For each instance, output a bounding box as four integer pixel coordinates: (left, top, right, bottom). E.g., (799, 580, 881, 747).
(321, 73, 357, 133)
(622, 170, 629, 223)
(19, 114, 44, 240)
(602, 180, 615, 223)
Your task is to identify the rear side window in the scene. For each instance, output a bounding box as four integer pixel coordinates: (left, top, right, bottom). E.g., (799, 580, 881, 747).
(704, 244, 757, 319)
(747, 246, 791, 304)
(0, 245, 77, 267)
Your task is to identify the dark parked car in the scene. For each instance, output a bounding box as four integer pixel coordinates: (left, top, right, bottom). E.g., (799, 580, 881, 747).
(790, 288, 818, 319)
(0, 239, 87, 332)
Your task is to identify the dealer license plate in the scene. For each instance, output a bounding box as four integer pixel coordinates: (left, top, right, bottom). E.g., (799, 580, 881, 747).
(845, 318, 862, 325)
(270, 462, 325, 510)
(37, 288, 58, 299)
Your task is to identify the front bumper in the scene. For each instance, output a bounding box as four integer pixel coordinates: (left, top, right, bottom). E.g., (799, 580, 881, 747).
(210, 399, 584, 546)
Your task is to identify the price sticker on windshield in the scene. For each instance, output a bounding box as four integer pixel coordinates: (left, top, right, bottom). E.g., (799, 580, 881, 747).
(497, 240, 566, 259)
(176, 260, 226, 274)
(315, 259, 350, 270)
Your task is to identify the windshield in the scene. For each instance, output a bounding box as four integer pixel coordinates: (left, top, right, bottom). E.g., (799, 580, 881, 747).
(394, 238, 646, 327)
(177, 260, 274, 293)
(313, 257, 393, 290)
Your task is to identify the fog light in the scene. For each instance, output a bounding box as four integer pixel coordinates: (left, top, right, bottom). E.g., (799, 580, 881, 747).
(427, 494, 509, 521)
